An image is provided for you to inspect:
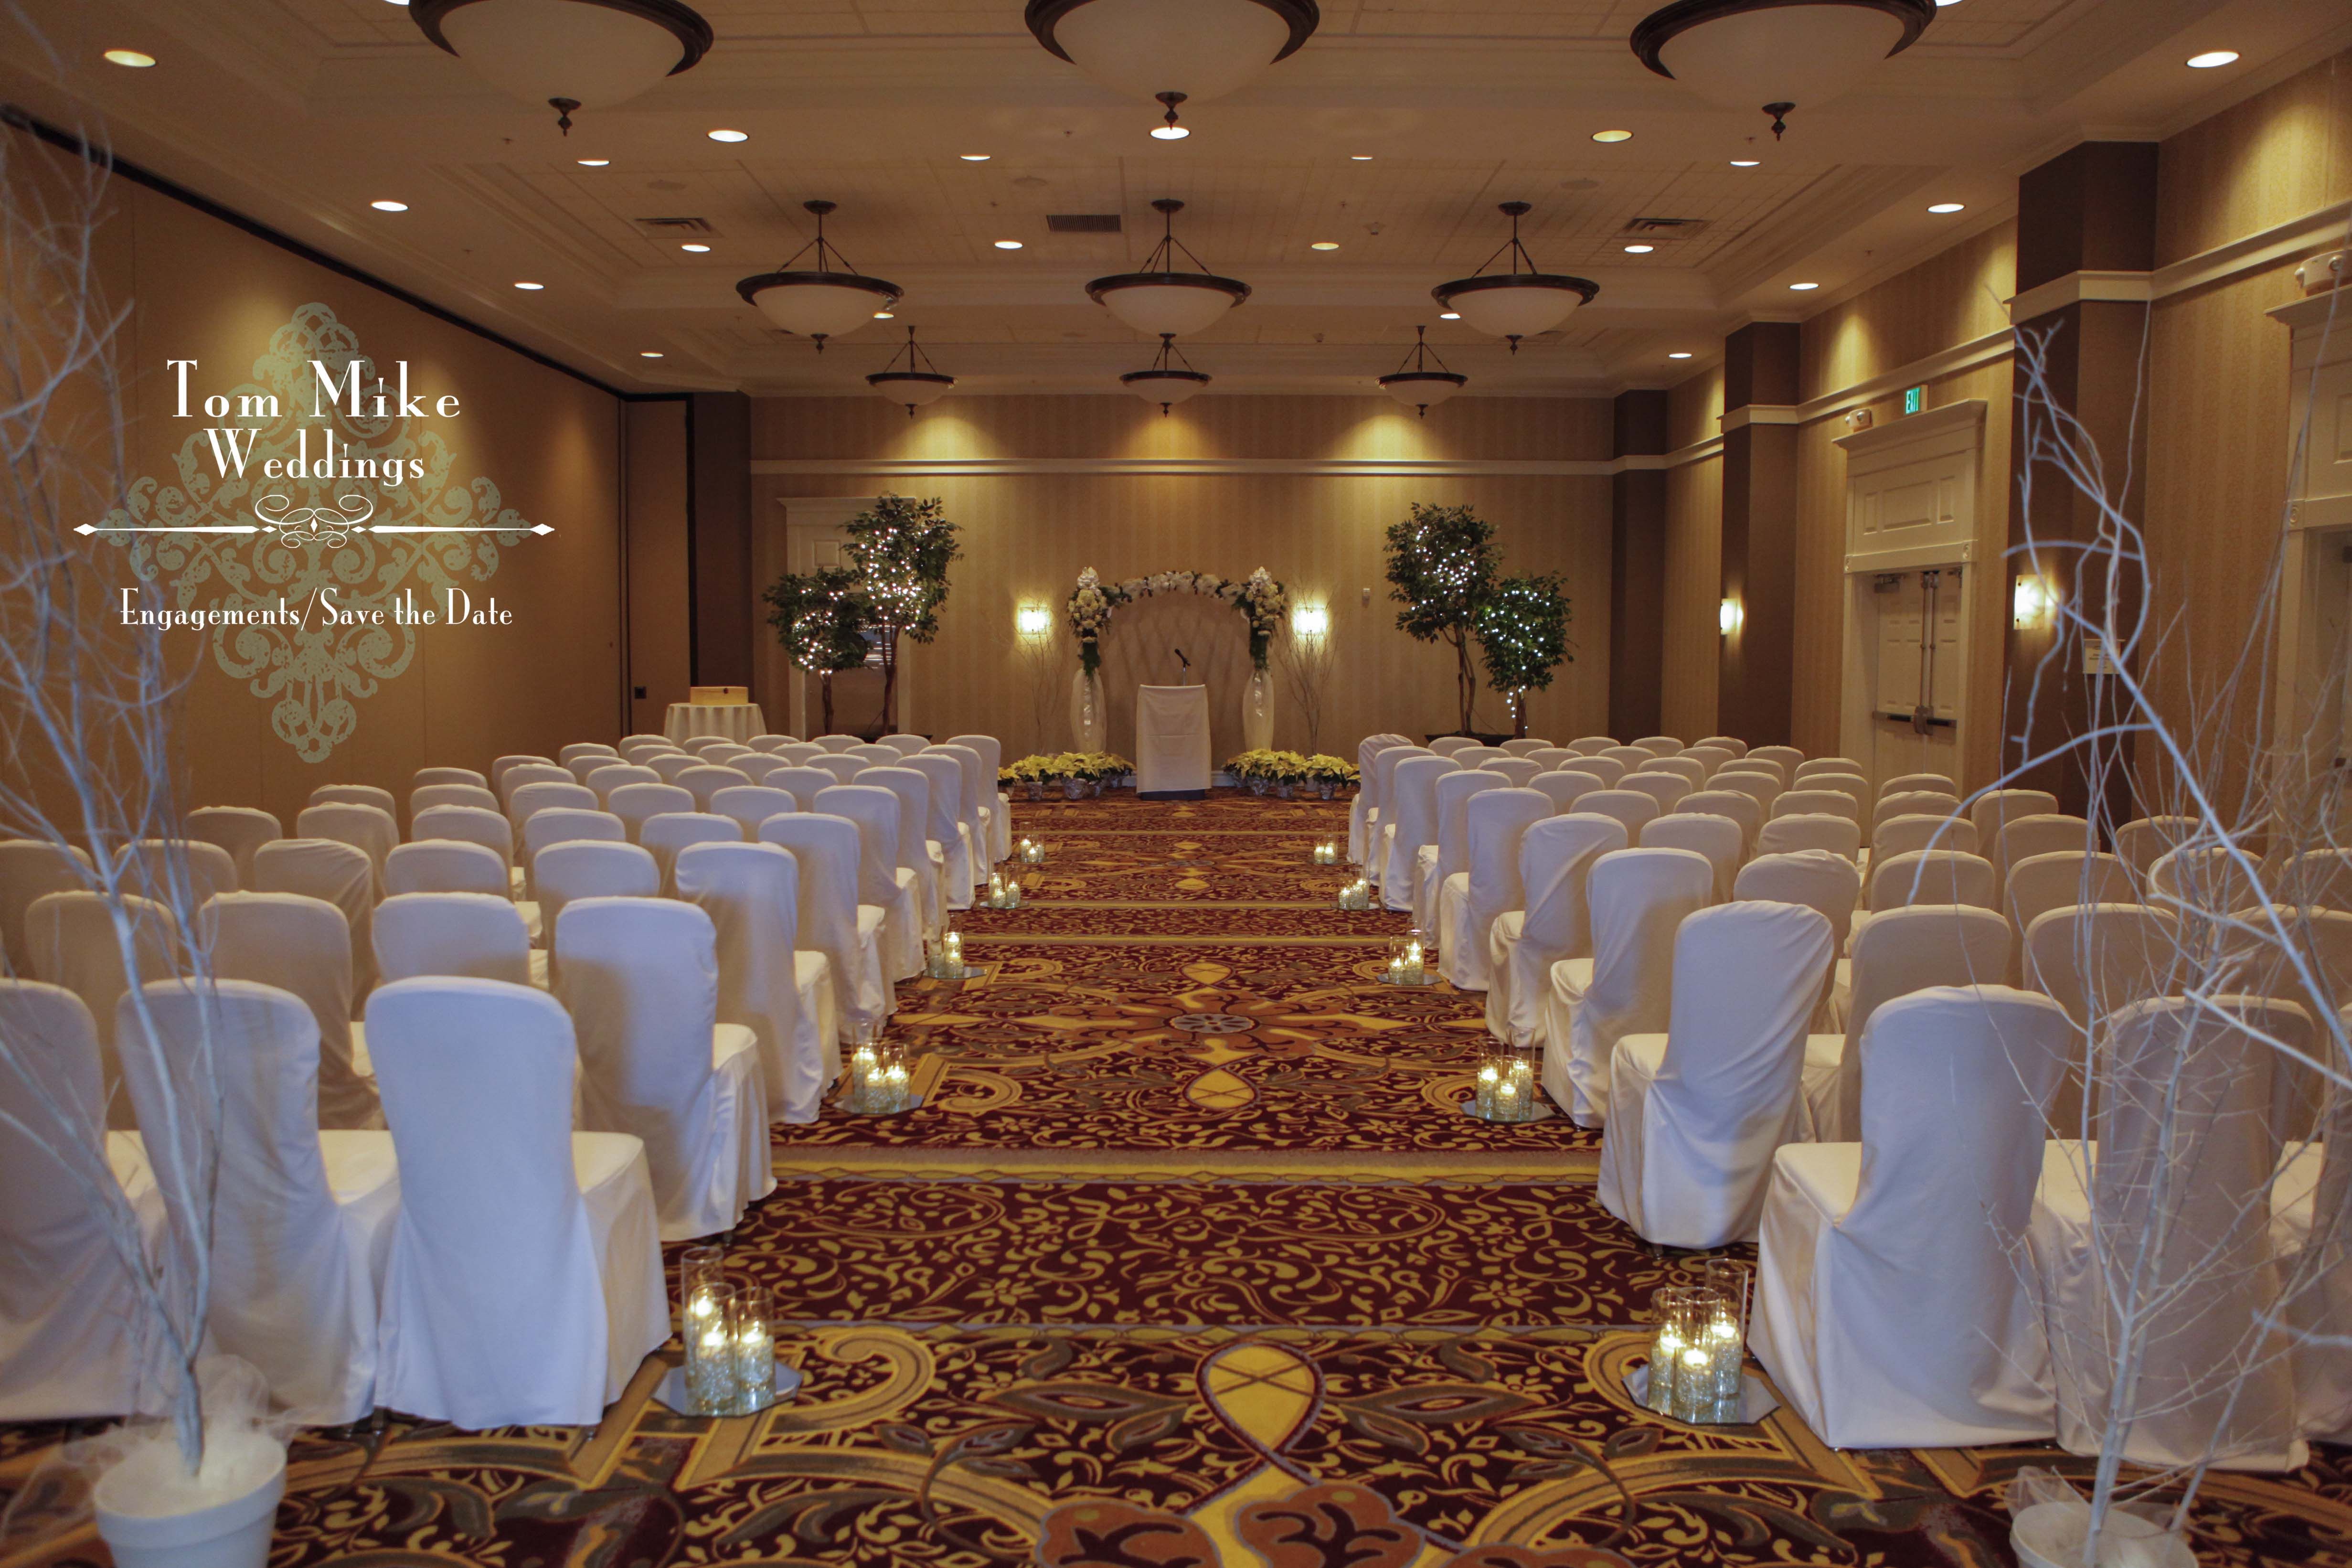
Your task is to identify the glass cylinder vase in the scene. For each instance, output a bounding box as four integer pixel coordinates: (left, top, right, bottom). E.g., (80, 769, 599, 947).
(1070, 668, 1106, 753)
(1242, 666, 1275, 753)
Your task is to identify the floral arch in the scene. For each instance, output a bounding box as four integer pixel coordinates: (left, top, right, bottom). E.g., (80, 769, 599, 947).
(1068, 567, 1289, 675)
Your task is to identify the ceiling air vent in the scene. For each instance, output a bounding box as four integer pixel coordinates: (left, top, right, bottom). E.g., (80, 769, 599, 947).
(634, 216, 718, 235)
(1622, 217, 1708, 238)
(1046, 213, 1123, 234)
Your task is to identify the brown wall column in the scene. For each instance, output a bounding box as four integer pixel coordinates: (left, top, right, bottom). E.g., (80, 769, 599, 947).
(1718, 322, 1801, 746)
(2003, 142, 2158, 818)
(1610, 389, 1668, 740)
(686, 391, 755, 687)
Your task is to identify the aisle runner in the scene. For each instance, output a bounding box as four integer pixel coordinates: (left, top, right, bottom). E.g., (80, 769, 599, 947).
(3, 792, 2344, 1568)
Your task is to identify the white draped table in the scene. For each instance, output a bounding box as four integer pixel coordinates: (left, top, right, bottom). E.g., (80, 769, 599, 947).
(1135, 683, 1210, 798)
(664, 702, 766, 744)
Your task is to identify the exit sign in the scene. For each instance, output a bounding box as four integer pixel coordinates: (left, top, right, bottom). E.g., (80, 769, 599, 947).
(1903, 385, 1927, 415)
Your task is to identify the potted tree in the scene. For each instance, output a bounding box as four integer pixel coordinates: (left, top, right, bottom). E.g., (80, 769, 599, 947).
(1384, 502, 1501, 741)
(1475, 573, 1573, 738)
(842, 494, 962, 736)
(761, 565, 869, 736)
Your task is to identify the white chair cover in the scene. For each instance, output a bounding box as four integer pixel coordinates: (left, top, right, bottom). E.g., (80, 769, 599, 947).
(510, 780, 600, 829)
(1564, 756, 1625, 787)
(1879, 771, 1957, 799)
(1644, 756, 1707, 789)
(862, 766, 945, 933)
(680, 735, 732, 756)
(498, 763, 574, 804)
(617, 742, 675, 766)
(2148, 843, 2264, 916)
(556, 898, 773, 1241)
(818, 784, 925, 981)
(1597, 900, 1835, 1248)
(523, 808, 627, 863)
(1572, 789, 1660, 843)
(2281, 848, 2352, 909)
(1567, 736, 1617, 756)
(2029, 997, 2308, 1472)
(1798, 905, 2011, 1141)
(1713, 772, 1783, 815)
(26, 891, 179, 1128)
(115, 980, 399, 1426)
(559, 742, 619, 768)
(2006, 852, 2137, 970)
(775, 743, 827, 768)
(1872, 813, 1979, 862)
(608, 782, 696, 843)
(1500, 738, 1552, 756)
(1678, 789, 1764, 853)
(1634, 736, 1682, 757)
(411, 783, 501, 818)
(374, 893, 534, 987)
(1441, 788, 1550, 991)
(366, 977, 667, 1428)
(1682, 746, 1735, 775)
(1735, 851, 1860, 955)
(1429, 736, 1480, 757)
(1640, 812, 1742, 902)
(2022, 903, 2180, 1041)
(849, 744, 902, 767)
(931, 745, 995, 871)
(588, 764, 661, 803)
(1524, 747, 1575, 771)
(312, 783, 397, 816)
(1754, 985, 2074, 1448)
(1545, 847, 1713, 1127)
(905, 752, 975, 907)
(490, 755, 554, 794)
(184, 808, 281, 889)
(1382, 756, 1454, 910)
(411, 805, 515, 875)
(534, 841, 659, 936)
(770, 767, 839, 812)
(1696, 736, 1747, 757)
(812, 754, 868, 786)
(1756, 814, 1860, 862)
(649, 754, 703, 784)
(1486, 814, 1627, 1048)
(675, 841, 834, 1124)
(1775, 787, 1863, 831)
(947, 734, 1013, 862)
(760, 812, 893, 1035)
(1969, 787, 2062, 849)
(639, 812, 746, 892)
(297, 802, 398, 890)
(115, 839, 236, 913)
(1751, 745, 1806, 774)
(2223, 906, 2352, 1136)
(677, 766, 755, 812)
(202, 891, 381, 1129)
(1869, 849, 1996, 912)
(253, 839, 376, 1009)
(1872, 790, 1963, 835)
(1599, 746, 1655, 774)
(413, 766, 489, 791)
(749, 734, 798, 754)
(1482, 757, 1543, 788)
(1422, 770, 1504, 936)
(0, 980, 164, 1419)
(1990, 814, 2093, 892)
(565, 756, 614, 786)
(388, 841, 517, 906)
(712, 785, 797, 837)
(2115, 816, 2199, 884)
(1620, 772, 1693, 815)
(1528, 771, 1594, 814)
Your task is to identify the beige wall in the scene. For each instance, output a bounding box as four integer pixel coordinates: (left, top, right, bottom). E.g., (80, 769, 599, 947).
(1658, 366, 1726, 740)
(20, 127, 628, 826)
(624, 399, 692, 739)
(747, 394, 1616, 759)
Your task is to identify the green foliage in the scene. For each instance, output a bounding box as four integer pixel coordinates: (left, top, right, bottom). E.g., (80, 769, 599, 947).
(1384, 503, 1499, 644)
(844, 492, 963, 644)
(761, 565, 868, 674)
(1477, 573, 1573, 696)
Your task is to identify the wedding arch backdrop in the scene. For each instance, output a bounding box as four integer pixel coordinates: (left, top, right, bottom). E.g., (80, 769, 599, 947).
(1066, 567, 1289, 754)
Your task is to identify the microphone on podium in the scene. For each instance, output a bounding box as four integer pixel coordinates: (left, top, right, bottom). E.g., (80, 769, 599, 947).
(1173, 647, 1191, 682)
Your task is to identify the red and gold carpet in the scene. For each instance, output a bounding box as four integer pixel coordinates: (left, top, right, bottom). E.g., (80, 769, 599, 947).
(4, 789, 2347, 1567)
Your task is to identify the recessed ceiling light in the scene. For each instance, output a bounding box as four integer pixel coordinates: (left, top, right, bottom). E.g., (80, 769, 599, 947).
(2187, 50, 2239, 69)
(1669, 352, 1694, 360)
(1789, 281, 1820, 291)
(1350, 155, 1374, 161)
(873, 311, 894, 320)
(577, 158, 610, 167)
(1623, 243, 1655, 254)
(370, 200, 408, 213)
(1150, 124, 1189, 140)
(707, 128, 747, 142)
(103, 49, 155, 67)
(959, 153, 990, 161)
(513, 281, 544, 290)
(994, 239, 1023, 249)
(680, 242, 710, 252)
(1310, 241, 1340, 251)
(1730, 159, 1761, 168)
(1592, 129, 1633, 144)
(640, 351, 663, 358)
(1439, 311, 1460, 320)
(1935, 0, 1964, 7)
(1927, 202, 1966, 214)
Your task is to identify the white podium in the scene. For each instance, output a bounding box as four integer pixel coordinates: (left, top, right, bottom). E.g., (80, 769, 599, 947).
(1135, 683, 1210, 798)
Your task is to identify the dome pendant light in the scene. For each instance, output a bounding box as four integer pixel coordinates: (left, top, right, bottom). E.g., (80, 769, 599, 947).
(1121, 333, 1210, 415)
(1086, 198, 1251, 338)
(1378, 326, 1469, 417)
(1026, 0, 1320, 106)
(866, 327, 956, 417)
(1431, 202, 1598, 351)
(735, 200, 902, 352)
(1630, 0, 1936, 140)
(409, 0, 713, 136)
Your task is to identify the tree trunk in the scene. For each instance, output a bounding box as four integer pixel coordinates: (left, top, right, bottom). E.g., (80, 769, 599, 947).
(877, 629, 900, 735)
(819, 671, 835, 735)
(1512, 691, 1529, 738)
(1450, 630, 1477, 734)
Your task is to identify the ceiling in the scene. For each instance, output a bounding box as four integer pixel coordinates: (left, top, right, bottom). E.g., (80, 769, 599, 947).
(2, 0, 2347, 400)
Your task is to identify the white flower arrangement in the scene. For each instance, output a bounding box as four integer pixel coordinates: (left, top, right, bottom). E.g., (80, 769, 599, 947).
(1064, 564, 1292, 672)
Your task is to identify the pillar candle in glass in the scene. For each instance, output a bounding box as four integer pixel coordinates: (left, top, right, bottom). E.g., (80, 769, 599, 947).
(730, 1284, 776, 1414)
(685, 1282, 737, 1415)
(1645, 1286, 1694, 1415)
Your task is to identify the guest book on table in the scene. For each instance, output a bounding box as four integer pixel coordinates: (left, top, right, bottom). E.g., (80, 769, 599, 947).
(690, 686, 750, 705)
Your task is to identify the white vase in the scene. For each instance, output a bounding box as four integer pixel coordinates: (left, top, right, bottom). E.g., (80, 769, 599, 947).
(2011, 1500, 2195, 1568)
(1069, 668, 1106, 753)
(1242, 667, 1274, 752)
(95, 1449, 285, 1568)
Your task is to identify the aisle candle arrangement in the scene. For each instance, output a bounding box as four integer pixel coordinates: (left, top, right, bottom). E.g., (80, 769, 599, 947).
(1310, 840, 1340, 864)
(1335, 877, 1373, 910)
(1642, 1268, 1752, 1425)
(1468, 1046, 1541, 1122)
(1383, 931, 1431, 986)
(1018, 837, 1048, 865)
(671, 1248, 790, 1416)
(843, 1034, 915, 1115)
(926, 929, 969, 980)
(984, 870, 1023, 909)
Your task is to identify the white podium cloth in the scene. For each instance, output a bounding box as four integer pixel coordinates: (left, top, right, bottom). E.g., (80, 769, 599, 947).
(26, 892, 179, 1130)
(1753, 986, 2074, 1448)
(760, 813, 894, 1034)
(254, 839, 377, 1009)
(1546, 848, 1712, 1126)
(665, 702, 766, 744)
(1136, 683, 1211, 796)
(203, 892, 382, 1130)
(366, 978, 667, 1429)
(117, 981, 400, 1427)
(1442, 788, 1551, 992)
(555, 898, 774, 1241)
(674, 842, 833, 1124)
(1598, 900, 1834, 1248)
(0, 981, 167, 1420)
(2028, 996, 2309, 1472)
(1799, 905, 2010, 1142)
(1487, 814, 1627, 1048)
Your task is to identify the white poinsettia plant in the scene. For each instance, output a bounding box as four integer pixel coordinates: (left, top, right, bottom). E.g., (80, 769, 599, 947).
(1066, 564, 1291, 674)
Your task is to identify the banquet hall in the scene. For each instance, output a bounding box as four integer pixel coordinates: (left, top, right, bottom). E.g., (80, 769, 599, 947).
(2, 1, 2351, 1564)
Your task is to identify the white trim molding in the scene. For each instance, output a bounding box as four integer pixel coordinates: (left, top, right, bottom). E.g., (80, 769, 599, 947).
(1798, 330, 2016, 427)
(2008, 268, 2156, 323)
(1721, 404, 1800, 432)
(750, 456, 1624, 479)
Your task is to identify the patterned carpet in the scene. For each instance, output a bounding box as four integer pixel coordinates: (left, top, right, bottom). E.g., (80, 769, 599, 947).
(5, 789, 2349, 1567)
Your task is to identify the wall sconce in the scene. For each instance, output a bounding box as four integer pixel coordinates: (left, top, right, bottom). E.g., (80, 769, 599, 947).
(1292, 603, 1330, 640)
(2012, 575, 2054, 630)
(1016, 604, 1052, 637)
(1719, 597, 1742, 637)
